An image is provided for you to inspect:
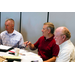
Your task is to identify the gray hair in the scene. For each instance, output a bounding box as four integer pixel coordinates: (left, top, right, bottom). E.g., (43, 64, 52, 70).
(44, 22, 55, 34)
(5, 18, 15, 25)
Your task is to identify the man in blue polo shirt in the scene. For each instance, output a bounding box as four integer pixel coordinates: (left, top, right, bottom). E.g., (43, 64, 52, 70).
(0, 18, 25, 48)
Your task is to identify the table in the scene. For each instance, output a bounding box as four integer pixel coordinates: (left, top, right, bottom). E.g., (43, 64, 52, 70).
(0, 49, 43, 62)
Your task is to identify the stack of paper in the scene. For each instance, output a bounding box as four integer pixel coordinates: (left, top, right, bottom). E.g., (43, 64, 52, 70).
(3, 56, 21, 62)
(3, 56, 21, 59)
(0, 45, 12, 52)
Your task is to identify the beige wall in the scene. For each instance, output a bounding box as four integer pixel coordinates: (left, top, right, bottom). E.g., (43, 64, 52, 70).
(1, 12, 20, 32)
(49, 12, 75, 45)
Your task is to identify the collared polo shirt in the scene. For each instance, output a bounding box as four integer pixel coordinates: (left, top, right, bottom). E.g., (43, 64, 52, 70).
(34, 35, 59, 61)
(0, 30, 25, 48)
(56, 40, 75, 62)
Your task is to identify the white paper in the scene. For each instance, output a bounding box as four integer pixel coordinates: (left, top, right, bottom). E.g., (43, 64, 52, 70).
(0, 45, 11, 50)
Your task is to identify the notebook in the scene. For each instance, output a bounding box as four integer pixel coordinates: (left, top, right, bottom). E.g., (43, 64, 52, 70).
(3, 56, 21, 62)
(0, 45, 13, 52)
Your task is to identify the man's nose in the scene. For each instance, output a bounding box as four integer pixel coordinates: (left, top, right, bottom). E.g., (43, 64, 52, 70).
(41, 29, 43, 32)
(54, 36, 56, 39)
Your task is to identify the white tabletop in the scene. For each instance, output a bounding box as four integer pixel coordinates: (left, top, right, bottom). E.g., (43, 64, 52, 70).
(0, 48, 43, 62)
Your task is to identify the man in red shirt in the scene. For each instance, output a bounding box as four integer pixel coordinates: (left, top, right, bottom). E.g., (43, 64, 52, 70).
(24, 22, 59, 62)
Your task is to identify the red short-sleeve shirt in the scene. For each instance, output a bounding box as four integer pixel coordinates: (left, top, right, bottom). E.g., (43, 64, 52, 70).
(34, 35, 59, 61)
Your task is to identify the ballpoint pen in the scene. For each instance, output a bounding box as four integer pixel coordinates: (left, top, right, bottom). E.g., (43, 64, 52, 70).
(24, 41, 29, 48)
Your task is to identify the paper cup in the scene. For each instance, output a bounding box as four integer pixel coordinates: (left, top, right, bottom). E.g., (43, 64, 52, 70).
(15, 48, 20, 56)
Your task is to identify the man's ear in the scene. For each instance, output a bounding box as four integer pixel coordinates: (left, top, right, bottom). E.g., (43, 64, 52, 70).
(12, 24, 14, 29)
(62, 35, 66, 40)
(48, 29, 51, 33)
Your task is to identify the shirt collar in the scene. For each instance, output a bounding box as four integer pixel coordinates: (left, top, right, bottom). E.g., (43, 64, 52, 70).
(5, 30, 16, 35)
(44, 35, 54, 41)
(59, 39, 71, 48)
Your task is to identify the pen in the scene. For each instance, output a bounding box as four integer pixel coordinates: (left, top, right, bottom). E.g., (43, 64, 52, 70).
(25, 41, 29, 48)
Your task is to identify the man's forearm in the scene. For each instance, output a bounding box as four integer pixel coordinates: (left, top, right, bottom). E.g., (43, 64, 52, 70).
(29, 44, 36, 50)
(43, 56, 56, 62)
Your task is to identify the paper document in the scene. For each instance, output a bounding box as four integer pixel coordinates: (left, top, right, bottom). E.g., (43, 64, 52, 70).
(3, 56, 21, 59)
(0, 45, 11, 50)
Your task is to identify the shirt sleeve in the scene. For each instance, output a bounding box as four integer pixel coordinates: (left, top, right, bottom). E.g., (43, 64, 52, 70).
(56, 48, 72, 62)
(34, 40, 39, 49)
(34, 38, 40, 48)
(18, 34, 25, 48)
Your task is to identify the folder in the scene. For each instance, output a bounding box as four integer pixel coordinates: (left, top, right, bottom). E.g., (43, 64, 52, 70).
(3, 56, 21, 62)
(0, 45, 13, 52)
